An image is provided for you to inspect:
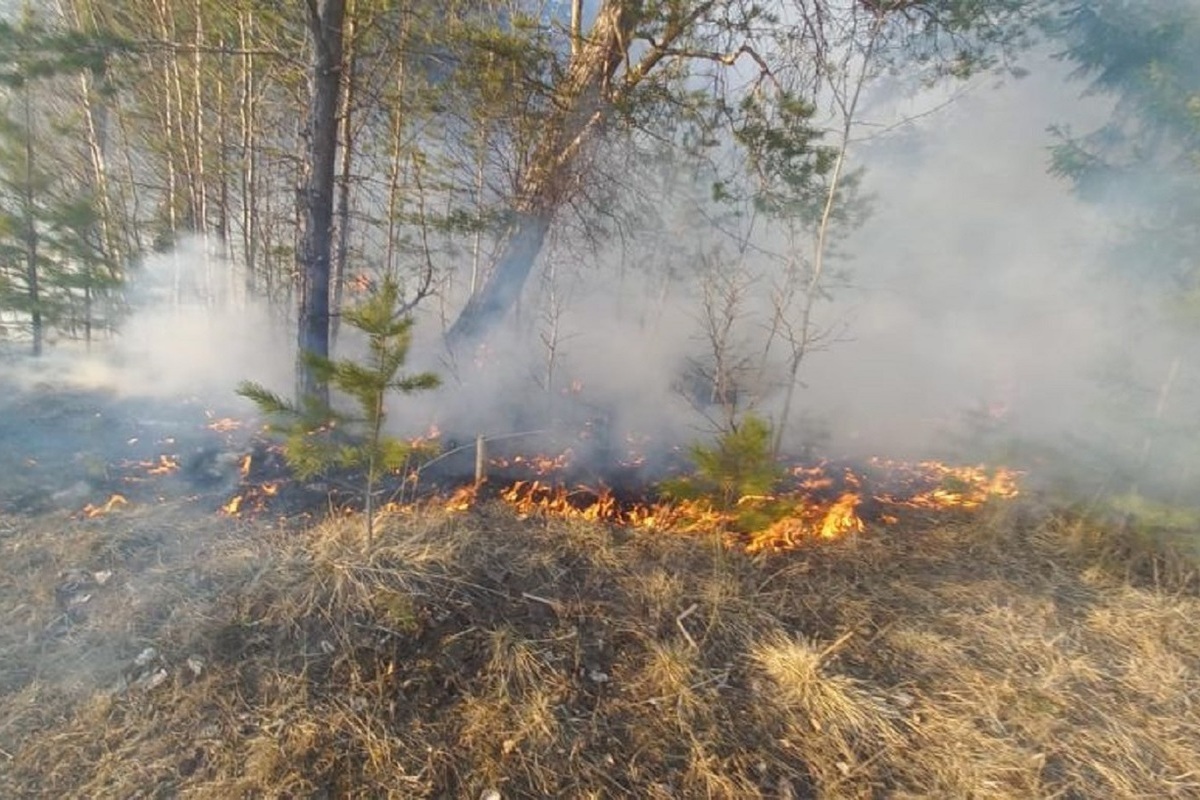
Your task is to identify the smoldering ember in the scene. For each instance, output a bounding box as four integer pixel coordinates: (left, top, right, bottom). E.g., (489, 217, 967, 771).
(1, 2, 1199, 798)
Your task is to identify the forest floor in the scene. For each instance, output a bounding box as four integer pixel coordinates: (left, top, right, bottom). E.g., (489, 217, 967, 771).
(0, 373, 1198, 799)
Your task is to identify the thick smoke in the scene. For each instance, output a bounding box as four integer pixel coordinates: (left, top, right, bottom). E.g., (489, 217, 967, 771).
(802, 55, 1197, 499)
(803, 56, 1122, 455)
(401, 51, 1197, 498)
(11, 236, 292, 406)
(17, 50, 1193, 500)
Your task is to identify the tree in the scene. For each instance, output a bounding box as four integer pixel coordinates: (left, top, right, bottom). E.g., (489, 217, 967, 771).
(440, 0, 1043, 351)
(239, 275, 440, 544)
(1047, 0, 1200, 295)
(296, 0, 346, 406)
(0, 0, 1044, 452)
(0, 5, 125, 354)
(1045, 1, 1200, 499)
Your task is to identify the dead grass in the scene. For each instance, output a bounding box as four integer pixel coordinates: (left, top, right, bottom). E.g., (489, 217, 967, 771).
(1, 498, 1199, 798)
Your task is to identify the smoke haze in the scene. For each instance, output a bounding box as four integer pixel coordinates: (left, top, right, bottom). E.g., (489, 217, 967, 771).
(21, 50, 1194, 498)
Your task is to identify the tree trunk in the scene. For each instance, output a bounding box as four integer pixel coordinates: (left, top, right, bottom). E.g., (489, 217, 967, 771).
(446, 213, 553, 346)
(330, 0, 357, 351)
(296, 0, 346, 406)
(238, 9, 258, 298)
(191, 0, 212, 300)
(21, 86, 42, 357)
(79, 71, 117, 263)
(444, 0, 638, 351)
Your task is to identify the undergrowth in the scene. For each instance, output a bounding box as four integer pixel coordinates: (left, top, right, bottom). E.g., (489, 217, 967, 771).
(1, 498, 1199, 798)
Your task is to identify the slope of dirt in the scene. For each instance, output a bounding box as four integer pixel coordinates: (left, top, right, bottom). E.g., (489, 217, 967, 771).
(0, 493, 1197, 799)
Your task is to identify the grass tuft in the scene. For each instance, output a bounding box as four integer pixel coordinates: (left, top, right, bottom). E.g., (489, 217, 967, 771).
(2, 500, 1200, 797)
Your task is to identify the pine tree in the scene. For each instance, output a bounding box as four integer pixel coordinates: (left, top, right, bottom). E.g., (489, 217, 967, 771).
(238, 276, 440, 544)
(0, 5, 127, 353)
(661, 414, 786, 534)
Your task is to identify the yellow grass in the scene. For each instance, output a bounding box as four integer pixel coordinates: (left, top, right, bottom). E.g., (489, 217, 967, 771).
(1, 498, 1199, 798)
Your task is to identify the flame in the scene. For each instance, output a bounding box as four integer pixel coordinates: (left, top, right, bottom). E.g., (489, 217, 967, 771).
(491, 450, 574, 475)
(501, 480, 588, 520)
(869, 459, 1020, 509)
(82, 494, 128, 517)
(444, 484, 478, 512)
(792, 465, 836, 492)
(820, 492, 865, 539)
(205, 417, 243, 432)
(465, 456, 1017, 552)
(221, 480, 281, 516)
(201, 440, 1019, 549)
(146, 454, 179, 476)
(498, 480, 675, 526)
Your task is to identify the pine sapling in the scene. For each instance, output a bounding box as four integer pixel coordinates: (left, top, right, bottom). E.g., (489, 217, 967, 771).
(661, 414, 787, 532)
(239, 276, 439, 544)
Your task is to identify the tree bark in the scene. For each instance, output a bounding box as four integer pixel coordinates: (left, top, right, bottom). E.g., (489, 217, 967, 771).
(238, 9, 258, 298)
(444, 0, 639, 351)
(296, 0, 346, 406)
(21, 86, 42, 357)
(330, 0, 357, 351)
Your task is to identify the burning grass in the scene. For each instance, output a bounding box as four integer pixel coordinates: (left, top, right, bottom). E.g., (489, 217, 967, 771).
(1, 494, 1199, 798)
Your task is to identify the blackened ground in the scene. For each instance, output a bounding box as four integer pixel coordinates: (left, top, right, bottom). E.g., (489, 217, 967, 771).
(0, 374, 252, 516)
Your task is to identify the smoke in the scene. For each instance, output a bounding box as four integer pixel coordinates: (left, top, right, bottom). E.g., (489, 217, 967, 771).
(112, 239, 293, 400)
(13, 48, 1191, 501)
(12, 236, 293, 405)
(802, 57, 1121, 454)
(398, 49, 1198, 499)
(802, 54, 1198, 500)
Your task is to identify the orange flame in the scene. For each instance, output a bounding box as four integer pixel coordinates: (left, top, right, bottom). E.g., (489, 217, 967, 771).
(820, 492, 865, 539)
(461, 456, 1019, 553)
(870, 460, 1020, 510)
(491, 450, 574, 475)
(82, 494, 129, 518)
(221, 481, 281, 517)
(146, 454, 179, 476)
(444, 484, 479, 512)
(205, 445, 1019, 550)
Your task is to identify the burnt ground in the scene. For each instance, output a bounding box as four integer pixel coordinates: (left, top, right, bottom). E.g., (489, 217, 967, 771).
(0, 372, 253, 517)
(0, 375, 1198, 799)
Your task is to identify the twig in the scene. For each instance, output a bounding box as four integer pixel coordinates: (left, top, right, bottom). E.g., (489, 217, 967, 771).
(676, 603, 699, 650)
(522, 592, 564, 614)
(816, 629, 855, 665)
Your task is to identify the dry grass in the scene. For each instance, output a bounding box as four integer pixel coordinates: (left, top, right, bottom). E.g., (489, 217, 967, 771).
(1, 497, 1199, 798)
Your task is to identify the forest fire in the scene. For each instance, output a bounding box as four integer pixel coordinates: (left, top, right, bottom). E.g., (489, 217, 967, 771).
(221, 481, 279, 517)
(114, 453, 181, 482)
(145, 454, 180, 476)
(205, 416, 244, 433)
(65, 422, 1021, 550)
(488, 450, 574, 475)
(416, 456, 1021, 552)
(867, 459, 1021, 509)
(81, 493, 129, 518)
